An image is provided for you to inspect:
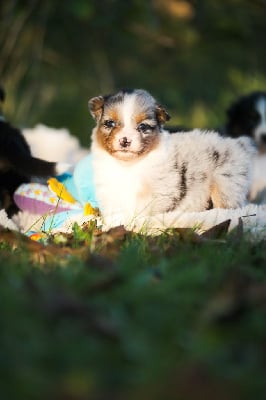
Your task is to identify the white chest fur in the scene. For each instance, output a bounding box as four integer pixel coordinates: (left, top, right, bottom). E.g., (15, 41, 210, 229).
(91, 145, 167, 220)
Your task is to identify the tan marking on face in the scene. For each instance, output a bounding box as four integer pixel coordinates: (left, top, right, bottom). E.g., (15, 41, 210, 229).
(105, 107, 120, 124)
(95, 126, 120, 154)
(96, 122, 161, 160)
(140, 132, 160, 156)
(134, 112, 151, 125)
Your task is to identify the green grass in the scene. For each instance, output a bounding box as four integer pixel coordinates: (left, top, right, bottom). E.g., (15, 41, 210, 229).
(0, 225, 266, 400)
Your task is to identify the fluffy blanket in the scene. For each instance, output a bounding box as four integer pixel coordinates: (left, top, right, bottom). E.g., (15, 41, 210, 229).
(1, 124, 266, 239)
(1, 203, 266, 241)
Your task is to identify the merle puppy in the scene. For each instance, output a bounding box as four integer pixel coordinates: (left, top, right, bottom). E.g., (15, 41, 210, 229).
(0, 86, 66, 216)
(88, 88, 255, 225)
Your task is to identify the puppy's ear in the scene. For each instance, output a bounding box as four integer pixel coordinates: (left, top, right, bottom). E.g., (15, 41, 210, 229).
(156, 103, 171, 124)
(88, 96, 105, 121)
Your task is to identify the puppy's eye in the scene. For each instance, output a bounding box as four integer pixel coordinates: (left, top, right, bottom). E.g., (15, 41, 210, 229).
(137, 123, 154, 133)
(103, 119, 116, 129)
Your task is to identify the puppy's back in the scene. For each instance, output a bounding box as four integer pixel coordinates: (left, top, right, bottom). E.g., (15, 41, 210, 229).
(166, 129, 256, 210)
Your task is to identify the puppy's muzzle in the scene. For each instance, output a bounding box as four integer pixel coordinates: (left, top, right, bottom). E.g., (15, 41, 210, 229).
(119, 137, 132, 148)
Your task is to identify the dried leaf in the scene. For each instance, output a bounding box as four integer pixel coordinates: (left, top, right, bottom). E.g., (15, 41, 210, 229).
(0, 229, 88, 264)
(168, 227, 205, 243)
(92, 225, 130, 259)
(200, 219, 231, 240)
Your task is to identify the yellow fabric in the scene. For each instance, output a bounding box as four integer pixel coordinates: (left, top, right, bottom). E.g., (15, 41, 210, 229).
(83, 202, 97, 216)
(47, 178, 76, 204)
(47, 178, 97, 215)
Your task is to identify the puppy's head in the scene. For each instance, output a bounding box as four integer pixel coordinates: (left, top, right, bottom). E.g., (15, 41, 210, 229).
(226, 91, 266, 152)
(88, 89, 170, 161)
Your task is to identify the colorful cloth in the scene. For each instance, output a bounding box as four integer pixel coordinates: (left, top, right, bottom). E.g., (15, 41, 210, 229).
(14, 154, 99, 235)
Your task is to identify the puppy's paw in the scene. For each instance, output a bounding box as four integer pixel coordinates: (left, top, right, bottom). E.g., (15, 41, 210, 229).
(55, 162, 72, 175)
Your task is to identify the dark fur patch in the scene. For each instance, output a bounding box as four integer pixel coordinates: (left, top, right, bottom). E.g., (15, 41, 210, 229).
(225, 91, 266, 138)
(206, 198, 214, 210)
(166, 196, 179, 213)
(239, 169, 248, 177)
(0, 120, 57, 216)
(0, 87, 5, 102)
(212, 150, 220, 163)
(88, 96, 105, 120)
(173, 159, 179, 171)
(166, 161, 188, 212)
(209, 147, 230, 167)
(155, 104, 171, 125)
(180, 162, 188, 200)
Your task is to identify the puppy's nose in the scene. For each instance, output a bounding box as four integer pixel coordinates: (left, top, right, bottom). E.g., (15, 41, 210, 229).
(119, 137, 131, 148)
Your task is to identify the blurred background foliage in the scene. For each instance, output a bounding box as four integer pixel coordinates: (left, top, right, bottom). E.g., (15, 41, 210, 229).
(1, 0, 266, 145)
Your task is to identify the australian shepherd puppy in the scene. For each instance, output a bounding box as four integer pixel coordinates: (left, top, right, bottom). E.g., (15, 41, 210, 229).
(88, 89, 256, 224)
(0, 86, 67, 216)
(225, 91, 266, 154)
(225, 91, 266, 202)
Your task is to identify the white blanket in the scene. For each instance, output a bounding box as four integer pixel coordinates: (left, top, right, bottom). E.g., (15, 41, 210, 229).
(0, 203, 265, 241)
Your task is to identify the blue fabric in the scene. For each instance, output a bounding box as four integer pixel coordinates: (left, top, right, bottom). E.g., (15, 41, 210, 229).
(45, 154, 99, 231)
(42, 209, 83, 232)
(56, 154, 99, 208)
(73, 154, 99, 207)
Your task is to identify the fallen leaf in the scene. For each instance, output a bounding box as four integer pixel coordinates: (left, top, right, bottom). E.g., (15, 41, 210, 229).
(201, 219, 231, 240)
(0, 228, 88, 264)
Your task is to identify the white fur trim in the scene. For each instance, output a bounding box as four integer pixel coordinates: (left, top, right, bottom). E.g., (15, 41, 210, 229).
(22, 124, 88, 165)
(0, 210, 19, 231)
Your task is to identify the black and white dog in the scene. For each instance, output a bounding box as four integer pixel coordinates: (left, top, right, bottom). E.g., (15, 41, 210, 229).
(0, 86, 67, 216)
(225, 91, 266, 203)
(225, 91, 266, 154)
